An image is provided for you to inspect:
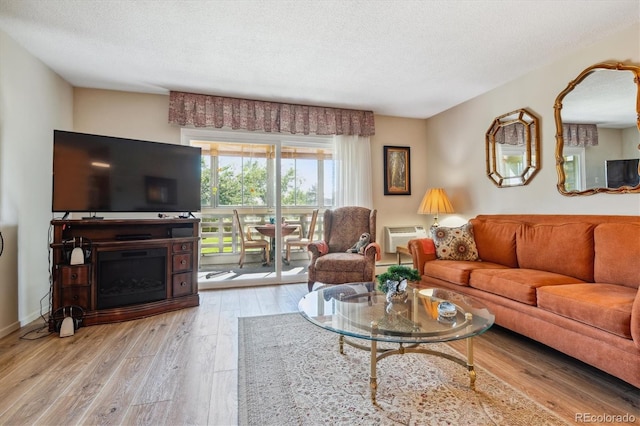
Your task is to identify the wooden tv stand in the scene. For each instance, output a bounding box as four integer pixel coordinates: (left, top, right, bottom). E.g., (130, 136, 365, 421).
(49, 218, 200, 331)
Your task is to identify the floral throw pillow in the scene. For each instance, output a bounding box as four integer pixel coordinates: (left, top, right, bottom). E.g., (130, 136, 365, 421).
(432, 223, 479, 261)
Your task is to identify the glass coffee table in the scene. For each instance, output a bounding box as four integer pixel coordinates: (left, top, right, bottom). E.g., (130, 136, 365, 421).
(298, 283, 495, 404)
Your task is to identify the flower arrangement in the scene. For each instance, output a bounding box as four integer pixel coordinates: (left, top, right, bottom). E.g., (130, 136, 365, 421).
(376, 265, 420, 293)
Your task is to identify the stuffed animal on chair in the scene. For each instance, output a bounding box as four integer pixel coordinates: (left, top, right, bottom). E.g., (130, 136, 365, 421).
(346, 232, 371, 254)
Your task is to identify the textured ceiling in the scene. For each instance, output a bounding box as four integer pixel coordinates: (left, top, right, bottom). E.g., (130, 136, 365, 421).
(0, 0, 638, 119)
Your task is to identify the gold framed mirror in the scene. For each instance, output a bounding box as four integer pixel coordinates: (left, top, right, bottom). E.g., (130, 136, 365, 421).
(554, 62, 640, 196)
(486, 108, 540, 187)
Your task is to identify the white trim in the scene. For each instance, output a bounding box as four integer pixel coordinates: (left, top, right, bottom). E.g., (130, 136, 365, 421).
(563, 147, 587, 191)
(180, 128, 332, 146)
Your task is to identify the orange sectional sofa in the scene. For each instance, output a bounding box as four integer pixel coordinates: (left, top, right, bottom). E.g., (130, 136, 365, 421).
(408, 214, 640, 388)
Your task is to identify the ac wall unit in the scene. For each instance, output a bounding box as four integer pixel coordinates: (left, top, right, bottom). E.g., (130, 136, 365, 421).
(383, 225, 429, 253)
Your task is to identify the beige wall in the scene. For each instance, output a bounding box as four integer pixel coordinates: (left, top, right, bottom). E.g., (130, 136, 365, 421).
(74, 89, 179, 143)
(586, 129, 621, 188)
(424, 23, 640, 217)
(0, 31, 73, 337)
(370, 115, 429, 262)
(622, 126, 639, 158)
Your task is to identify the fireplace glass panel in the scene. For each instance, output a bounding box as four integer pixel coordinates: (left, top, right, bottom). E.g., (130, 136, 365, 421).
(97, 248, 167, 309)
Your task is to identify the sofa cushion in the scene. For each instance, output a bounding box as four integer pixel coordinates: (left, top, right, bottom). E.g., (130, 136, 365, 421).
(537, 283, 635, 339)
(469, 219, 520, 267)
(432, 223, 479, 261)
(423, 260, 508, 286)
(594, 223, 640, 289)
(516, 222, 595, 282)
(469, 268, 584, 305)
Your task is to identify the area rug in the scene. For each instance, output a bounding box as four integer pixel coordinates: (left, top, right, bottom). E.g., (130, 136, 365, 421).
(238, 313, 569, 426)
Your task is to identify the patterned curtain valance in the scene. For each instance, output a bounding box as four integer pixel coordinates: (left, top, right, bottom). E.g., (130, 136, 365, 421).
(563, 123, 598, 147)
(168, 91, 375, 136)
(494, 123, 535, 146)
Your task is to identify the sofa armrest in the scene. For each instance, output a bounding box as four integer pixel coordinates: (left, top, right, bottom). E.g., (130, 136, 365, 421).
(632, 288, 640, 349)
(407, 238, 437, 275)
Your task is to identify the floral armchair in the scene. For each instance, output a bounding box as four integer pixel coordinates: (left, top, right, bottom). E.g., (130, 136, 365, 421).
(307, 206, 377, 291)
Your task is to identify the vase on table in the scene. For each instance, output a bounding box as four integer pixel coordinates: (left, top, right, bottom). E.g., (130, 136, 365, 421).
(385, 279, 409, 319)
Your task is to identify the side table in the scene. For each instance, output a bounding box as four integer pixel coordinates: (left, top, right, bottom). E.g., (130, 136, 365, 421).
(396, 245, 411, 265)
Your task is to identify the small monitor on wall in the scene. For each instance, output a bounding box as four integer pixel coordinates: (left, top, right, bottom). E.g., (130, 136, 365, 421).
(605, 158, 640, 189)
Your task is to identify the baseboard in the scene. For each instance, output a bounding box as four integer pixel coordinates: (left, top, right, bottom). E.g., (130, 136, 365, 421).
(0, 320, 20, 339)
(0, 283, 43, 340)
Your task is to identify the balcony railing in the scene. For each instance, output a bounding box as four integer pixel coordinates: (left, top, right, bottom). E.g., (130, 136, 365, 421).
(199, 209, 322, 266)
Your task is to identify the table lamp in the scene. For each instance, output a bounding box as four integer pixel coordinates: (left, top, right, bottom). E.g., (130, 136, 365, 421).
(417, 188, 454, 230)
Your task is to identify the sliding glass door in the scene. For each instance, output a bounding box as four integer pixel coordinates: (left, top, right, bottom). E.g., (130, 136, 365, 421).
(182, 129, 333, 288)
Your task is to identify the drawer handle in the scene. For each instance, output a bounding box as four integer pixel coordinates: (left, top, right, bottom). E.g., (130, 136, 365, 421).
(73, 295, 79, 300)
(181, 244, 187, 250)
(71, 273, 78, 280)
(181, 260, 187, 265)
(181, 281, 187, 287)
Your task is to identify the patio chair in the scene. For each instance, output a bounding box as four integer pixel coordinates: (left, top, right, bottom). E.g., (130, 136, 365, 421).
(284, 209, 319, 264)
(233, 209, 270, 268)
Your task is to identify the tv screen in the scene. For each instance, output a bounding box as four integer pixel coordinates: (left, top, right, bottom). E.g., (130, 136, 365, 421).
(605, 158, 640, 189)
(52, 130, 202, 213)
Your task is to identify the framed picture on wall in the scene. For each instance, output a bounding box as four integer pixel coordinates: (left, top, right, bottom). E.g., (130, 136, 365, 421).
(383, 146, 411, 195)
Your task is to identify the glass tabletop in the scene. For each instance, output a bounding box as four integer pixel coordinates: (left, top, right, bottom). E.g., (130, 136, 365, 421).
(298, 283, 495, 344)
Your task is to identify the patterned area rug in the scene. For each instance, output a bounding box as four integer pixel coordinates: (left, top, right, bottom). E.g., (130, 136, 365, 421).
(238, 313, 568, 426)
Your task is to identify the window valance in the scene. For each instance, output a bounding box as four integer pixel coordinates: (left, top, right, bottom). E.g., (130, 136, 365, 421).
(168, 91, 375, 136)
(563, 123, 598, 147)
(494, 123, 535, 146)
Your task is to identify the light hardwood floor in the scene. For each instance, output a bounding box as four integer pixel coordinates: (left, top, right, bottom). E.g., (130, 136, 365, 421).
(0, 284, 638, 425)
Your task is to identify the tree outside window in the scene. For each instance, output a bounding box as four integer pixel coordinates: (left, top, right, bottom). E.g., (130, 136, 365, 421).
(197, 142, 332, 209)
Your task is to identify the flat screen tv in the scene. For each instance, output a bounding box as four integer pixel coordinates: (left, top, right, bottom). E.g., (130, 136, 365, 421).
(52, 130, 202, 214)
(605, 158, 640, 189)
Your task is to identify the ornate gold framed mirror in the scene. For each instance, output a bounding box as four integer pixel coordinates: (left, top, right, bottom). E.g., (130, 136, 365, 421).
(486, 108, 540, 187)
(554, 62, 640, 196)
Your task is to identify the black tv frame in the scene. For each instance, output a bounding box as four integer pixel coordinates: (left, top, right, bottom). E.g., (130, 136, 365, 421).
(52, 130, 202, 215)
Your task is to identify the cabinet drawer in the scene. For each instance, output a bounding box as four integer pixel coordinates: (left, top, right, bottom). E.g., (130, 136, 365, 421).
(59, 264, 91, 287)
(172, 242, 193, 253)
(173, 253, 192, 272)
(61, 286, 91, 309)
(172, 272, 193, 297)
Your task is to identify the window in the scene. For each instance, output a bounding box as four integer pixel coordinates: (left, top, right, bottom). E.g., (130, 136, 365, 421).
(281, 146, 332, 207)
(496, 144, 529, 178)
(184, 130, 334, 211)
(563, 147, 586, 191)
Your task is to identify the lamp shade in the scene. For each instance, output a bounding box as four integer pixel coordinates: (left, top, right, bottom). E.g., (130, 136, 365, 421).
(417, 188, 454, 215)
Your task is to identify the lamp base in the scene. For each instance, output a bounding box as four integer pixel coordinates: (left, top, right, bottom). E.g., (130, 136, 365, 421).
(430, 216, 440, 236)
(431, 215, 440, 227)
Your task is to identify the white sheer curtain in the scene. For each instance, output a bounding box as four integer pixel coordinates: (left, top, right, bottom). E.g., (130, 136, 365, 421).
(333, 135, 373, 208)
